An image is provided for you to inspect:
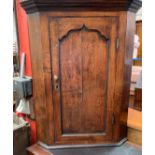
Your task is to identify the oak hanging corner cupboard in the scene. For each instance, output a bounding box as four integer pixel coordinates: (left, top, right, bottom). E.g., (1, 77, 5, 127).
(20, 0, 142, 148)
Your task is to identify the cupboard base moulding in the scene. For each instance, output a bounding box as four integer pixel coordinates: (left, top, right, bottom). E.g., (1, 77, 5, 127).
(38, 138, 127, 149)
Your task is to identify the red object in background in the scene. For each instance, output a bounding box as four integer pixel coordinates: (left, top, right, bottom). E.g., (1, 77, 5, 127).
(15, 0, 32, 76)
(15, 0, 37, 144)
(25, 117, 37, 144)
(16, 112, 37, 144)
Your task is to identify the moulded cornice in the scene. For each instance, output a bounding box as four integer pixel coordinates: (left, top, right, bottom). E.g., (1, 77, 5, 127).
(20, 0, 142, 14)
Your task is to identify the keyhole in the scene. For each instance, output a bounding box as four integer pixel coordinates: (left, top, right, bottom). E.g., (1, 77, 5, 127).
(55, 84, 59, 91)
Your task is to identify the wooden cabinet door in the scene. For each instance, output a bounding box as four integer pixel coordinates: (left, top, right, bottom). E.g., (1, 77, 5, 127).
(50, 17, 118, 144)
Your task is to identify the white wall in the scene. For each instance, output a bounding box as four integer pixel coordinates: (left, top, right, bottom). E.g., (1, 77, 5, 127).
(136, 7, 142, 21)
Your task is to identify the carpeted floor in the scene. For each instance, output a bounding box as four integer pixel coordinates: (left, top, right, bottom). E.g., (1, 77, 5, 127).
(50, 142, 142, 155)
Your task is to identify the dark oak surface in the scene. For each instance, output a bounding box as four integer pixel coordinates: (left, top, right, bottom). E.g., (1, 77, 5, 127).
(50, 17, 118, 144)
(21, 0, 142, 13)
(22, 0, 141, 148)
(27, 11, 136, 145)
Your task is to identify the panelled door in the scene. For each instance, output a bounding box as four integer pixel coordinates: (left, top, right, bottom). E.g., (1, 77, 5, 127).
(50, 17, 118, 144)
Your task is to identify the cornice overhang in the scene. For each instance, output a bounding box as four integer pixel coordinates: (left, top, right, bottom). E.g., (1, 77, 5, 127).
(20, 0, 142, 14)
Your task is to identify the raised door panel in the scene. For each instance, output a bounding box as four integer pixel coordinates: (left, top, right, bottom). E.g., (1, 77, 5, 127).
(50, 17, 118, 144)
(60, 26, 108, 134)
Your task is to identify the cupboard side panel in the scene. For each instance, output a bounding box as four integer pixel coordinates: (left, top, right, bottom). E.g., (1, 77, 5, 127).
(113, 12, 136, 142)
(28, 13, 54, 144)
(40, 14, 55, 144)
(121, 12, 136, 140)
(112, 12, 127, 142)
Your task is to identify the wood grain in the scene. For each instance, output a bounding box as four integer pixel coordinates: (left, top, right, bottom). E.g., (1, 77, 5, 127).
(28, 13, 55, 145)
(24, 1, 139, 146)
(50, 17, 118, 144)
(60, 26, 108, 134)
(119, 11, 136, 141)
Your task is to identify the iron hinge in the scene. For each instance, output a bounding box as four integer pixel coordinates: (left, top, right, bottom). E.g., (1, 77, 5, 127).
(116, 37, 120, 49)
(112, 113, 115, 125)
